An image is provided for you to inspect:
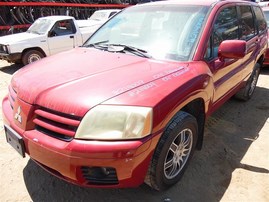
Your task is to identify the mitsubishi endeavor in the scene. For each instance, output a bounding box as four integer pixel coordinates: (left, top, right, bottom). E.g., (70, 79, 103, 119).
(2, 0, 267, 191)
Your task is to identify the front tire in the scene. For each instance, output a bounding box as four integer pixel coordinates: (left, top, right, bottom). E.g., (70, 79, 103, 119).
(145, 111, 198, 191)
(22, 49, 44, 65)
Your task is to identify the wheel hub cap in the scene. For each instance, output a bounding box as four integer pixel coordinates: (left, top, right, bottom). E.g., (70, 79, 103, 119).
(164, 128, 193, 179)
(29, 54, 41, 63)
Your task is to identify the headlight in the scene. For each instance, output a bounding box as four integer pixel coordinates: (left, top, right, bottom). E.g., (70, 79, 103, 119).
(75, 105, 153, 140)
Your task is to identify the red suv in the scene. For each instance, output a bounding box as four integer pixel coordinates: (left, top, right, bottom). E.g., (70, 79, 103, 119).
(2, 0, 267, 191)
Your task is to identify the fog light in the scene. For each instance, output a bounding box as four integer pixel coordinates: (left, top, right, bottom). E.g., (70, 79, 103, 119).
(81, 166, 119, 185)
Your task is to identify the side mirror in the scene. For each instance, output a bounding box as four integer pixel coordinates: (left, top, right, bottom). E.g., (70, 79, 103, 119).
(48, 30, 56, 37)
(218, 40, 246, 59)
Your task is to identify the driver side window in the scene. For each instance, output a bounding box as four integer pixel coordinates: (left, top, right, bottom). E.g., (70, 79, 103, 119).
(205, 6, 239, 60)
(50, 20, 76, 37)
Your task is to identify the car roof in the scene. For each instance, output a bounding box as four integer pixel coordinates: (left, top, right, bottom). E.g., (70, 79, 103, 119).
(137, 0, 257, 7)
(94, 9, 121, 12)
(38, 15, 74, 21)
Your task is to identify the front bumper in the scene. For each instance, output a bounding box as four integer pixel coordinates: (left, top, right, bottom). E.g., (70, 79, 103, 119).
(2, 96, 160, 188)
(0, 52, 21, 63)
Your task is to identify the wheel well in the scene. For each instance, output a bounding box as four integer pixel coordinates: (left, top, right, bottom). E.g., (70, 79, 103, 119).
(257, 55, 264, 66)
(181, 98, 205, 150)
(22, 47, 46, 57)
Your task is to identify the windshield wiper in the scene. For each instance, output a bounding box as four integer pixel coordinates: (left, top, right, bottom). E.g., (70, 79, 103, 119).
(107, 44, 152, 58)
(85, 42, 152, 58)
(84, 40, 109, 49)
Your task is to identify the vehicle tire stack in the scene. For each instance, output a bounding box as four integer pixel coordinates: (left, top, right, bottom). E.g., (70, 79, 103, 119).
(0, 0, 145, 36)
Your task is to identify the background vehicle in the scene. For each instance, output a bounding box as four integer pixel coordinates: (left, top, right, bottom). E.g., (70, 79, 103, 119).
(0, 14, 111, 65)
(262, 6, 269, 65)
(88, 9, 120, 22)
(2, 0, 267, 191)
(77, 9, 120, 31)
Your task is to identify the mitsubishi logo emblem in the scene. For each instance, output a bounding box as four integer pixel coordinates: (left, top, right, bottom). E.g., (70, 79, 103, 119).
(14, 106, 22, 123)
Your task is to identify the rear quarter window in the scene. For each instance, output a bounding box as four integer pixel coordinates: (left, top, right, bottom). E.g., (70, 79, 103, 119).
(239, 5, 256, 40)
(253, 6, 267, 33)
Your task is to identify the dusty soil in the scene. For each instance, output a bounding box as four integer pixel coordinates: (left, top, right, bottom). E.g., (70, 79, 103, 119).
(0, 60, 268, 202)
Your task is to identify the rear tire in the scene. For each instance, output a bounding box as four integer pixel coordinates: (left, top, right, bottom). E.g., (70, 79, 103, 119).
(22, 50, 44, 65)
(145, 111, 198, 191)
(14, 60, 22, 64)
(235, 63, 260, 101)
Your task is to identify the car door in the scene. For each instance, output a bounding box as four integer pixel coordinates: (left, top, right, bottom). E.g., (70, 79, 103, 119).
(204, 6, 243, 104)
(253, 5, 268, 63)
(47, 19, 77, 55)
(237, 5, 259, 81)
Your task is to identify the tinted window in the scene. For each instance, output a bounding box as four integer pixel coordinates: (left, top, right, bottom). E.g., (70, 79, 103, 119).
(263, 10, 269, 27)
(109, 12, 117, 18)
(205, 6, 239, 60)
(239, 6, 256, 40)
(253, 6, 267, 32)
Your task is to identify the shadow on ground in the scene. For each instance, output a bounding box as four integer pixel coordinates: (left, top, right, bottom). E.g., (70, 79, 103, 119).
(0, 63, 23, 74)
(22, 82, 269, 202)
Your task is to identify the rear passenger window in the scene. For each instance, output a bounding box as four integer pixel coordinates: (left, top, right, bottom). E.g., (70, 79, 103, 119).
(239, 6, 256, 40)
(253, 6, 267, 33)
(205, 6, 239, 60)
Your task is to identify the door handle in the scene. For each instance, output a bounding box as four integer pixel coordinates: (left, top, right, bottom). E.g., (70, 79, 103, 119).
(70, 35, 74, 39)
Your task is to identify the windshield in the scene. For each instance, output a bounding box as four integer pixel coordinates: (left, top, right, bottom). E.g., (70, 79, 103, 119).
(84, 4, 208, 61)
(27, 18, 53, 35)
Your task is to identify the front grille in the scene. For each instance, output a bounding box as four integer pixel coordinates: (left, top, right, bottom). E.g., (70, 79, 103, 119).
(81, 166, 119, 185)
(7, 86, 82, 141)
(8, 85, 17, 109)
(34, 108, 81, 141)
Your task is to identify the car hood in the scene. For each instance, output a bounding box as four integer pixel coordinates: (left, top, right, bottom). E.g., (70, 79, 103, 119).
(12, 47, 188, 117)
(0, 32, 43, 45)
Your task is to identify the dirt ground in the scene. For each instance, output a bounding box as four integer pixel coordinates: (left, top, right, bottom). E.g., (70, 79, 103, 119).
(0, 60, 268, 202)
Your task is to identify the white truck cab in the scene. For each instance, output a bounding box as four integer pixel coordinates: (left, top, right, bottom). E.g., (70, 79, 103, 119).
(0, 13, 118, 65)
